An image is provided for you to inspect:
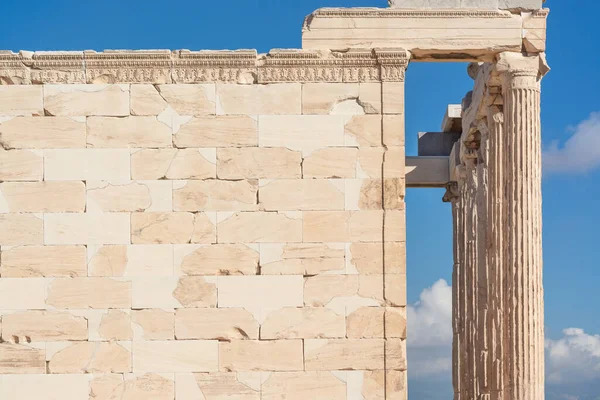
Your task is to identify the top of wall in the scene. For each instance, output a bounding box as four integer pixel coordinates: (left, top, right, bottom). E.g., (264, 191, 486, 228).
(0, 48, 409, 85)
(389, 0, 544, 10)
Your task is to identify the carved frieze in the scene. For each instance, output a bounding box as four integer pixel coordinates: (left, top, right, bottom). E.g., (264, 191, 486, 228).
(173, 50, 258, 84)
(85, 50, 172, 84)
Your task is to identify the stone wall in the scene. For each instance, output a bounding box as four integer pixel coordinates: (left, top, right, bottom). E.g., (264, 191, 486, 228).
(0, 49, 408, 399)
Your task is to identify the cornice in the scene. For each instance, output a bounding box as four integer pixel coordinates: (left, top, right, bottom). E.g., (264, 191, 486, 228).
(0, 48, 411, 85)
(305, 7, 515, 20)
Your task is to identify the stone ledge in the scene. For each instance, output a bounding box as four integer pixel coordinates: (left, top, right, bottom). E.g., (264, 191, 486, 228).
(0, 48, 410, 85)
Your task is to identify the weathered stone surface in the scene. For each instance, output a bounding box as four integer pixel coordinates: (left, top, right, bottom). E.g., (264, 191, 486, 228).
(216, 84, 301, 115)
(303, 211, 383, 242)
(260, 243, 345, 275)
(172, 276, 217, 307)
(385, 274, 407, 307)
(47, 341, 132, 373)
(174, 116, 257, 148)
(219, 340, 304, 371)
(304, 275, 384, 310)
(175, 244, 258, 276)
(217, 147, 301, 179)
(304, 339, 385, 370)
(303, 148, 358, 179)
(260, 307, 345, 339)
(262, 372, 346, 400)
(347, 307, 385, 338)
(385, 307, 407, 339)
(175, 308, 259, 340)
(132, 309, 174, 340)
(302, 83, 381, 115)
(0, 278, 46, 309)
(387, 370, 408, 400)
(87, 181, 172, 213)
(46, 278, 131, 309)
(179, 373, 260, 400)
(358, 148, 385, 178)
(174, 180, 258, 211)
(345, 179, 383, 210)
(44, 149, 130, 181)
(133, 340, 218, 372)
(92, 373, 175, 400)
(384, 209, 406, 242)
(98, 310, 133, 340)
(386, 339, 407, 370)
(134, 84, 217, 116)
(131, 148, 216, 180)
(1, 311, 88, 342)
(0, 343, 45, 374)
(218, 276, 303, 314)
(88, 244, 171, 277)
(87, 117, 172, 148)
(0, 149, 43, 181)
(385, 242, 407, 275)
(0, 245, 86, 277)
(217, 212, 302, 243)
(348, 243, 384, 274)
(0, 214, 43, 245)
(383, 114, 405, 146)
(0, 86, 43, 116)
(259, 115, 344, 154)
(345, 115, 383, 147)
(0, 374, 90, 399)
(260, 179, 344, 211)
(0, 181, 85, 213)
(44, 213, 130, 245)
(131, 212, 216, 244)
(0, 116, 86, 148)
(43, 84, 129, 116)
(390, 0, 544, 8)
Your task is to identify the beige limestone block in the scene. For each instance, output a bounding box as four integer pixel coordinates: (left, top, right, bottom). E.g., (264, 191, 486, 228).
(0, 181, 85, 213)
(156, 84, 216, 115)
(0, 86, 43, 116)
(345, 179, 383, 210)
(217, 147, 301, 179)
(43, 84, 129, 116)
(347, 307, 385, 339)
(384, 209, 406, 242)
(133, 340, 218, 372)
(303, 211, 383, 243)
(47, 341, 132, 373)
(385, 274, 407, 307)
(218, 276, 303, 318)
(1, 311, 88, 342)
(260, 307, 345, 339)
(99, 310, 133, 340)
(173, 276, 218, 307)
(44, 149, 130, 181)
(130, 84, 169, 115)
(0, 245, 86, 277)
(131, 276, 217, 309)
(101, 373, 175, 400)
(384, 178, 405, 210)
(0, 374, 90, 400)
(217, 211, 302, 243)
(382, 83, 405, 115)
(385, 242, 406, 275)
(302, 83, 381, 115)
(0, 116, 86, 148)
(383, 114, 405, 146)
(132, 309, 174, 341)
(46, 278, 131, 309)
(216, 84, 301, 115)
(174, 116, 257, 148)
(304, 275, 384, 313)
(0, 214, 43, 245)
(87, 117, 172, 148)
(260, 243, 345, 275)
(174, 180, 258, 211)
(259, 179, 344, 211)
(89, 374, 124, 400)
(131, 148, 216, 180)
(44, 213, 130, 245)
(387, 370, 408, 400)
(344, 115, 383, 147)
(304, 339, 384, 370)
(348, 243, 383, 274)
(385, 307, 407, 339)
(177, 373, 260, 400)
(383, 147, 405, 178)
(89, 244, 173, 277)
(174, 244, 258, 276)
(262, 371, 346, 400)
(0, 278, 47, 309)
(131, 212, 216, 244)
(87, 181, 172, 213)
(303, 148, 358, 179)
(357, 148, 385, 179)
(219, 340, 303, 372)
(0, 149, 43, 181)
(259, 115, 344, 154)
(0, 343, 45, 374)
(344, 370, 386, 400)
(175, 308, 259, 340)
(386, 339, 407, 370)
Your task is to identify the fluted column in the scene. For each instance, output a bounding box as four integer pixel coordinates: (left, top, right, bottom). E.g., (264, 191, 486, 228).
(497, 52, 549, 400)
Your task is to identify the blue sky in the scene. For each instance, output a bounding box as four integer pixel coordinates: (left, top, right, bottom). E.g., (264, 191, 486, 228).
(2, 0, 599, 398)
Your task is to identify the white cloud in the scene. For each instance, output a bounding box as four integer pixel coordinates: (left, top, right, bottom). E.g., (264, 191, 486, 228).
(544, 112, 600, 174)
(407, 279, 453, 379)
(546, 328, 600, 385)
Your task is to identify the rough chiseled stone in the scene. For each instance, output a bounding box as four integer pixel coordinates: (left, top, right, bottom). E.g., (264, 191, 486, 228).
(217, 147, 301, 179)
(47, 341, 132, 373)
(1, 311, 88, 342)
(132, 309, 175, 341)
(175, 244, 259, 276)
(175, 308, 259, 340)
(173, 180, 258, 211)
(131, 148, 216, 180)
(0, 343, 45, 374)
(260, 243, 345, 275)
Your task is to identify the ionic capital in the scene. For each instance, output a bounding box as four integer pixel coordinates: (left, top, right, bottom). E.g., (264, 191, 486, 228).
(496, 52, 549, 91)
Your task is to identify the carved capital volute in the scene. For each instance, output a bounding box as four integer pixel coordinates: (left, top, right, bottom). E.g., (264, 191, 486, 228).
(496, 52, 550, 90)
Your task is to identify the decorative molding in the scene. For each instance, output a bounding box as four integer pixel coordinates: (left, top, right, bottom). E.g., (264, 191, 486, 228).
(306, 8, 514, 21)
(0, 49, 411, 84)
